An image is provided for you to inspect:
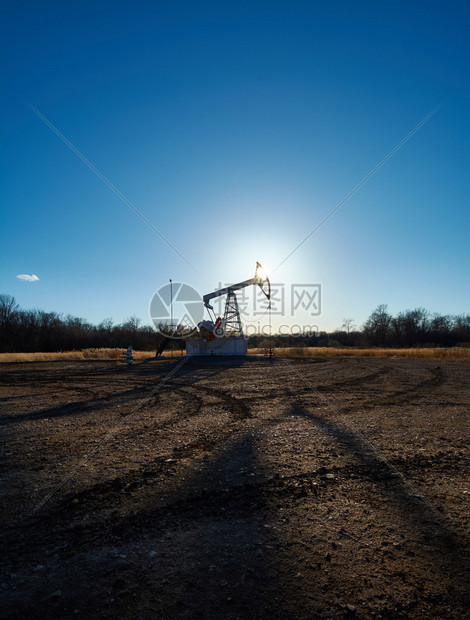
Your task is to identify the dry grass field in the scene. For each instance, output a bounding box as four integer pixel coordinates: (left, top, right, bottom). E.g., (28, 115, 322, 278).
(267, 347, 470, 360)
(0, 349, 157, 363)
(1, 346, 469, 364)
(1, 355, 469, 618)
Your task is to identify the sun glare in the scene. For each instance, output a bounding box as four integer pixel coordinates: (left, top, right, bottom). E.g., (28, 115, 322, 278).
(256, 264, 268, 281)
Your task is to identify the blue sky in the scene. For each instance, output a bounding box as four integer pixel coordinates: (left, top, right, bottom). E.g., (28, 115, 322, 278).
(1, 0, 469, 333)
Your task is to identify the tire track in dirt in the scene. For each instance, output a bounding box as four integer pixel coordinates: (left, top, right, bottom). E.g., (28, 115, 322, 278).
(271, 360, 395, 400)
(335, 364, 447, 409)
(285, 362, 445, 410)
(314, 365, 393, 392)
(375, 364, 445, 406)
(21, 378, 259, 537)
(171, 383, 252, 419)
(141, 385, 204, 419)
(12, 426, 253, 539)
(30, 444, 457, 551)
(14, 382, 252, 522)
(3, 359, 469, 619)
(0, 386, 150, 426)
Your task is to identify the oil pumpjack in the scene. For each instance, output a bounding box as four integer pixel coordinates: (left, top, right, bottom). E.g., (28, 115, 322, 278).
(186, 262, 271, 356)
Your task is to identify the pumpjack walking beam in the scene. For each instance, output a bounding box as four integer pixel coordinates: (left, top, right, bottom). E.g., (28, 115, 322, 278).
(203, 262, 271, 311)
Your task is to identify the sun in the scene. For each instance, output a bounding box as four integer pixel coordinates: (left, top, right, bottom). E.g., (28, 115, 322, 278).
(255, 262, 269, 282)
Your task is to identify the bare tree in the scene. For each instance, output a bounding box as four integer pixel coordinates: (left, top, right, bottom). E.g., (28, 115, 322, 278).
(98, 318, 114, 332)
(363, 304, 392, 346)
(341, 318, 356, 334)
(122, 315, 142, 343)
(123, 315, 141, 331)
(0, 294, 18, 327)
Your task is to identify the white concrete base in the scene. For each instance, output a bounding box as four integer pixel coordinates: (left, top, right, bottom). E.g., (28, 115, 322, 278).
(186, 335, 248, 356)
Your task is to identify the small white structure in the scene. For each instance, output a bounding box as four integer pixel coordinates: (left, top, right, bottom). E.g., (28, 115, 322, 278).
(123, 345, 133, 365)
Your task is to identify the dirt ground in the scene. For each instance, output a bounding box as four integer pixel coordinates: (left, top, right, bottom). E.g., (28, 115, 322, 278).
(0, 356, 469, 619)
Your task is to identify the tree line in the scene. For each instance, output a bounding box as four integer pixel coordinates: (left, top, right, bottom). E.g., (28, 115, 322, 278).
(251, 305, 470, 349)
(1, 294, 469, 353)
(361, 304, 470, 347)
(0, 294, 161, 353)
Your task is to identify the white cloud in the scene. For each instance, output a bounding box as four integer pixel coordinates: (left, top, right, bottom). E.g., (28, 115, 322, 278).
(16, 274, 39, 282)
